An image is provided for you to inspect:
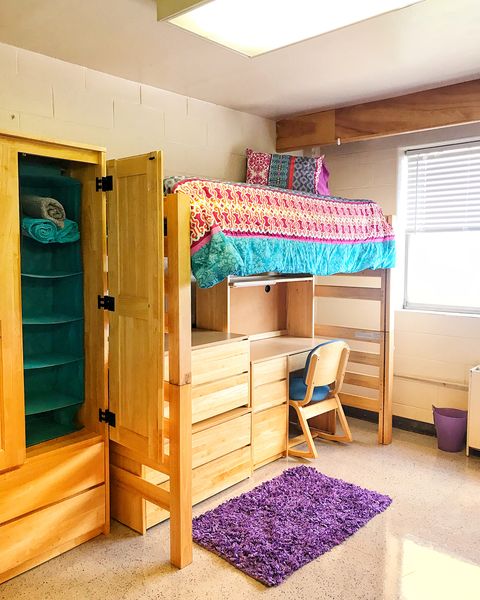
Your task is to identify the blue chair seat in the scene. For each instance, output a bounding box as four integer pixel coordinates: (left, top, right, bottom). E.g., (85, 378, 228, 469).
(289, 376, 331, 402)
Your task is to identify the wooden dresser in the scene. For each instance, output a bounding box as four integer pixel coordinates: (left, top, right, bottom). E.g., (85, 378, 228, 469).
(197, 274, 316, 471)
(110, 330, 252, 532)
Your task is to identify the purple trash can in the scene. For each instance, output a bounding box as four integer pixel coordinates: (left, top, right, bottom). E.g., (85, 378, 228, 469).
(432, 406, 467, 452)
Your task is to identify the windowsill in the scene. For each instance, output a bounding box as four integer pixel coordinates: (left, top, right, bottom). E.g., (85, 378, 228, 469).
(397, 307, 480, 319)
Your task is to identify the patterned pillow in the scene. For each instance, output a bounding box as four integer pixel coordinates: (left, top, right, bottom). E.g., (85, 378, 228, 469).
(164, 175, 188, 194)
(245, 149, 330, 195)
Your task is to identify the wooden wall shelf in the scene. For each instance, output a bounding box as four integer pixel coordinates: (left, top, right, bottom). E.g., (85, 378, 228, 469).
(276, 79, 480, 151)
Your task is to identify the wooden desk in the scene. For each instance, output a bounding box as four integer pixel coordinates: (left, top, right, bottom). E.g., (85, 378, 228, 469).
(250, 336, 327, 469)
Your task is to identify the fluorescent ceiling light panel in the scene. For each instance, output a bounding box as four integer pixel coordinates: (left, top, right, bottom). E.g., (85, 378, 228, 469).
(167, 0, 423, 57)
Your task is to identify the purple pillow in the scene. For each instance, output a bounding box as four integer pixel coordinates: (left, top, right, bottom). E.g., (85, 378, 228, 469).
(245, 148, 330, 196)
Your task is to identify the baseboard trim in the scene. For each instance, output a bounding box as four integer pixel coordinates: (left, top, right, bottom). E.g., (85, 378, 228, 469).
(343, 406, 436, 437)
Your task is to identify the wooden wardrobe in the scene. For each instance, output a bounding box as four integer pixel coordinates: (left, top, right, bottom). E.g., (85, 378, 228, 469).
(0, 132, 192, 582)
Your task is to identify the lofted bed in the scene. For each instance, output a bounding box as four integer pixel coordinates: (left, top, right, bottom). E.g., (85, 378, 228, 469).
(111, 170, 396, 533)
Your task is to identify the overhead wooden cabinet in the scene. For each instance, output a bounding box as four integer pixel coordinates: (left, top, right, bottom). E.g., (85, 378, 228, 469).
(0, 133, 187, 582)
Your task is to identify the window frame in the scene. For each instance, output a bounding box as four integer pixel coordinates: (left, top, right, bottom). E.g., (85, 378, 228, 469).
(402, 140, 480, 316)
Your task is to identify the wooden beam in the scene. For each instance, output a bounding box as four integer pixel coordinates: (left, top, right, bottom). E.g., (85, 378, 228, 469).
(168, 383, 193, 569)
(336, 79, 480, 142)
(110, 464, 170, 510)
(315, 285, 383, 301)
(276, 79, 480, 151)
(314, 324, 382, 342)
(276, 109, 335, 152)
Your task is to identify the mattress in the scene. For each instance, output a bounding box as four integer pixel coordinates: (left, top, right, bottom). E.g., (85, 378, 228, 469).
(170, 178, 395, 288)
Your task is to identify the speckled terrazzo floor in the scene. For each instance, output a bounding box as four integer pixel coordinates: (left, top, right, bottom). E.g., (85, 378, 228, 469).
(2, 418, 480, 600)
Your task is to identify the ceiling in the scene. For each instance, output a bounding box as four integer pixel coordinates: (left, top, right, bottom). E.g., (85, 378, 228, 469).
(0, 0, 479, 119)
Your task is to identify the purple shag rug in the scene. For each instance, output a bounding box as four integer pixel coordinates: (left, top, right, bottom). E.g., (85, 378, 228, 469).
(192, 466, 392, 586)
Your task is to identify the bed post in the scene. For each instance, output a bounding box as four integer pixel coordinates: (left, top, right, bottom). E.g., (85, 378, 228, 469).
(379, 216, 394, 445)
(165, 190, 192, 568)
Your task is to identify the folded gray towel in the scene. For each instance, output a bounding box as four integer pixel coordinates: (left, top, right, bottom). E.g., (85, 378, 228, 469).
(21, 195, 66, 229)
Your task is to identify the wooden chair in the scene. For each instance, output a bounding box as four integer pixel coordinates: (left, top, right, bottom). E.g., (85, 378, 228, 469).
(288, 340, 352, 459)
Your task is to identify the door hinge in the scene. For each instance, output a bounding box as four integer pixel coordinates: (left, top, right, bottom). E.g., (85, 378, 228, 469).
(99, 408, 116, 427)
(96, 175, 113, 192)
(97, 295, 115, 311)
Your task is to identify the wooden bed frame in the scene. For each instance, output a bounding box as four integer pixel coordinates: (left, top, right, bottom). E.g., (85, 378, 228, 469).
(107, 179, 194, 568)
(194, 213, 394, 446)
(314, 265, 394, 444)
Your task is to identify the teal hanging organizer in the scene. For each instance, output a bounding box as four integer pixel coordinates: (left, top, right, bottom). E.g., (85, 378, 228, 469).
(19, 160, 85, 446)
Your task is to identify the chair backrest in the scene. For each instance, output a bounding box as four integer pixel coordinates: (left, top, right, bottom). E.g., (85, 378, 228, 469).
(304, 340, 350, 393)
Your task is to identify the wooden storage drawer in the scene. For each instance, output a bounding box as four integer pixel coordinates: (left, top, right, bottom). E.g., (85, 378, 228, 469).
(192, 412, 251, 469)
(146, 445, 251, 528)
(0, 485, 105, 583)
(288, 351, 309, 374)
(192, 373, 249, 423)
(192, 340, 250, 386)
(144, 411, 252, 485)
(253, 404, 287, 468)
(0, 433, 105, 525)
(252, 357, 287, 388)
(253, 379, 287, 413)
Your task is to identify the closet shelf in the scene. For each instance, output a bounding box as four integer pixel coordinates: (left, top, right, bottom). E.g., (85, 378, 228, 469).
(24, 353, 84, 370)
(26, 417, 82, 447)
(20, 173, 81, 187)
(22, 315, 83, 325)
(21, 271, 83, 279)
(25, 391, 83, 416)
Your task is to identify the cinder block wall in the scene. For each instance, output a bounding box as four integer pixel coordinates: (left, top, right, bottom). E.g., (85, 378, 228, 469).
(0, 42, 276, 179)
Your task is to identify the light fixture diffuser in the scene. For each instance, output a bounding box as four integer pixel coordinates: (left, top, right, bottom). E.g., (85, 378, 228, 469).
(164, 0, 423, 57)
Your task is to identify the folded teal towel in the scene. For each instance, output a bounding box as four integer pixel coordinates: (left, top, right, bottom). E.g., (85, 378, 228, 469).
(21, 217, 57, 244)
(21, 217, 80, 244)
(56, 219, 80, 243)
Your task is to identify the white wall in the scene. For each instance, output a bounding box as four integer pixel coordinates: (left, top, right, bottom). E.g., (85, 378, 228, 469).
(0, 42, 276, 179)
(316, 124, 480, 423)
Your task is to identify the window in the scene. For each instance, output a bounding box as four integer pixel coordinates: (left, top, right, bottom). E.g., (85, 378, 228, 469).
(404, 141, 480, 314)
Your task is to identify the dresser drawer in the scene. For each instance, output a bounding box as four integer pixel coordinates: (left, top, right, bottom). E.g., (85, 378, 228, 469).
(192, 340, 250, 386)
(252, 379, 287, 413)
(192, 372, 249, 423)
(288, 351, 310, 374)
(252, 357, 287, 388)
(0, 485, 105, 580)
(0, 434, 105, 525)
(192, 412, 251, 469)
(146, 445, 251, 528)
(144, 412, 251, 485)
(253, 404, 287, 468)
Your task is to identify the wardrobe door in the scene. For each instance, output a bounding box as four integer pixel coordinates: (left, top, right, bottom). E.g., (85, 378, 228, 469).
(106, 152, 166, 466)
(0, 143, 26, 471)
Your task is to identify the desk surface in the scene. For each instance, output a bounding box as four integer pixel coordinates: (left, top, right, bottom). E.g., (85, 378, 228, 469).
(250, 336, 327, 363)
(165, 329, 248, 354)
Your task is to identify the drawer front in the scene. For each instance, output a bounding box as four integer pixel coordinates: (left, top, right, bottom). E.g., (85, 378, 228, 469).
(146, 446, 251, 528)
(288, 351, 309, 374)
(253, 379, 287, 413)
(0, 436, 105, 524)
(192, 373, 249, 423)
(144, 412, 251, 482)
(192, 412, 251, 469)
(0, 485, 105, 581)
(252, 357, 287, 388)
(253, 404, 287, 467)
(192, 340, 250, 386)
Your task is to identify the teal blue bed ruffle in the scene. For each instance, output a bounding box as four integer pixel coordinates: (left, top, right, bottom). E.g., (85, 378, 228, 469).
(192, 231, 396, 288)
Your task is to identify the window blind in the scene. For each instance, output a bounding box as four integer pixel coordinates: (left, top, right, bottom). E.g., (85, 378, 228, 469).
(406, 141, 480, 233)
